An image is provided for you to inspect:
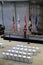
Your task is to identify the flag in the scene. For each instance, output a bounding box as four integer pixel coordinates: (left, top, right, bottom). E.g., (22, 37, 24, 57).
(24, 16, 27, 30)
(12, 16, 15, 32)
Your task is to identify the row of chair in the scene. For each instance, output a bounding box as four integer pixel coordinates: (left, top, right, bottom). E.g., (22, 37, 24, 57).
(2, 52, 32, 63)
(2, 44, 40, 63)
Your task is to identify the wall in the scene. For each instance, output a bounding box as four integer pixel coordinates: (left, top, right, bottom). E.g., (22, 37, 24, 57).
(0, 1, 43, 33)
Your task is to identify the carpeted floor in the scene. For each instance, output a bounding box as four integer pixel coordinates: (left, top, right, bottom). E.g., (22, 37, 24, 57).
(0, 37, 43, 65)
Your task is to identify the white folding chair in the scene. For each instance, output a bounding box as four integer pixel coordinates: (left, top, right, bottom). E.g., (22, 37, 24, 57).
(16, 45, 20, 47)
(27, 53, 33, 57)
(19, 55, 23, 62)
(24, 46, 27, 48)
(2, 52, 6, 59)
(13, 47, 16, 50)
(32, 47, 35, 50)
(20, 45, 23, 48)
(16, 47, 20, 51)
(23, 48, 27, 52)
(27, 56, 32, 63)
(11, 50, 15, 54)
(36, 47, 40, 53)
(28, 49, 32, 53)
(22, 55, 27, 63)
(15, 51, 19, 55)
(18, 55, 22, 62)
(18, 51, 23, 55)
(20, 48, 23, 51)
(10, 53, 14, 60)
(7, 50, 12, 53)
(22, 52, 27, 56)
(32, 49, 37, 56)
(28, 46, 32, 49)
(6, 53, 10, 59)
(15, 55, 19, 61)
(13, 54, 17, 61)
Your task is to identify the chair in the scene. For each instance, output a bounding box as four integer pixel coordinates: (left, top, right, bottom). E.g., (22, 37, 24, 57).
(27, 56, 32, 63)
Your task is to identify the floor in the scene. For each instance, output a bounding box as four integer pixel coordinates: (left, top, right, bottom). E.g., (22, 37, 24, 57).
(0, 37, 43, 65)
